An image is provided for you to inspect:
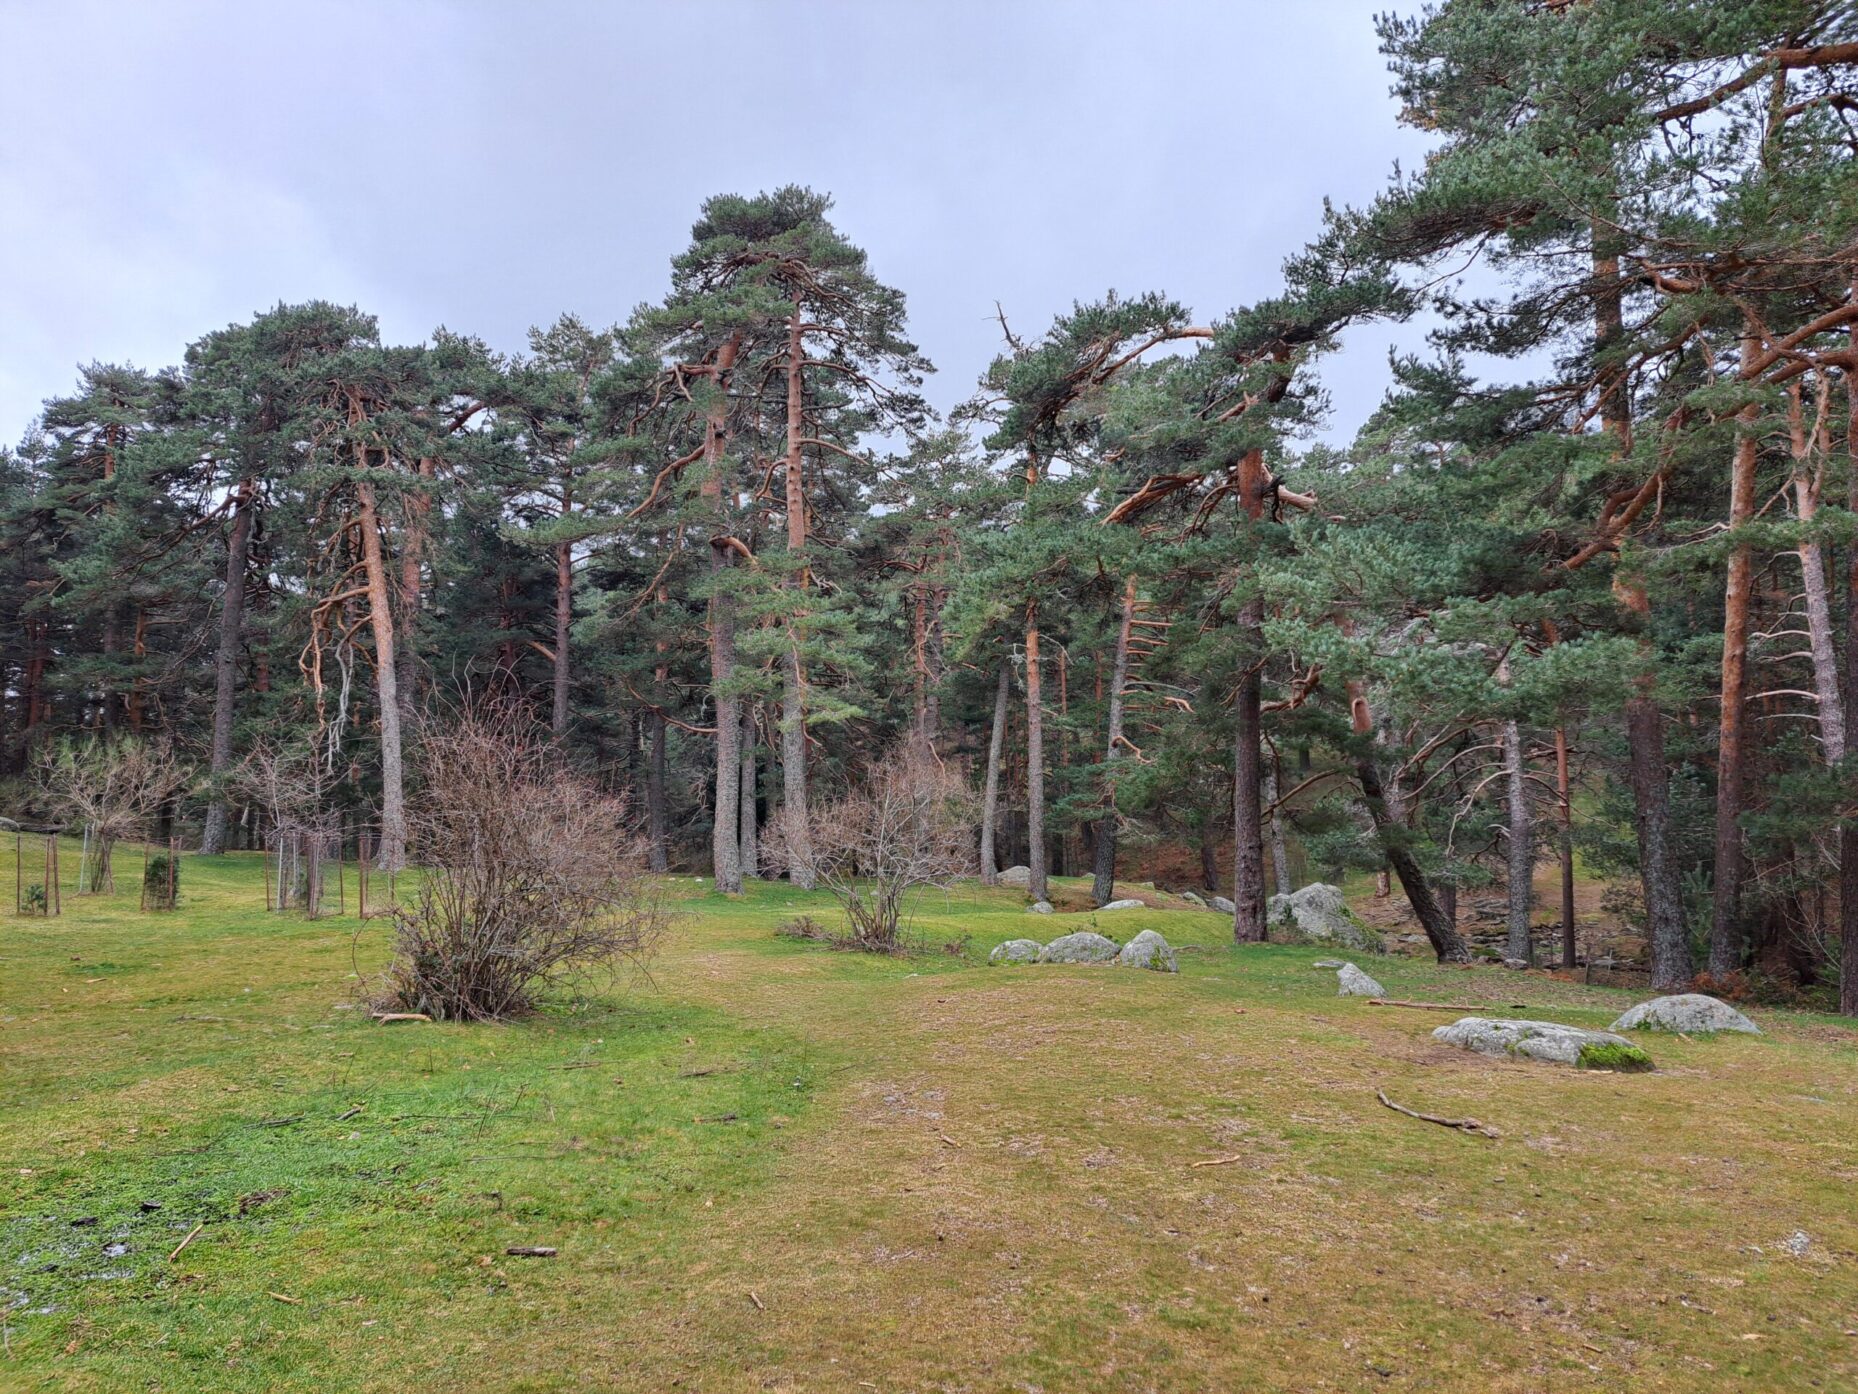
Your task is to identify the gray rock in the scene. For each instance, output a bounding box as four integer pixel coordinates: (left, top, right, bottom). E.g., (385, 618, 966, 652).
(1028, 900, 1054, 915)
(1036, 931, 1120, 965)
(1783, 1230, 1811, 1257)
(1114, 929, 1178, 972)
(1099, 898, 1146, 911)
(1210, 895, 1236, 914)
(1180, 891, 1207, 908)
(1336, 963, 1385, 997)
(1266, 882, 1384, 954)
(998, 865, 1032, 888)
(1432, 1017, 1654, 1071)
(988, 938, 1044, 965)
(1609, 993, 1760, 1036)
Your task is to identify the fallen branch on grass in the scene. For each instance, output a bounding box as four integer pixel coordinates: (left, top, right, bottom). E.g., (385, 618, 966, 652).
(1188, 1154, 1246, 1169)
(1375, 1089, 1501, 1139)
(1367, 998, 1527, 1013)
(168, 1222, 204, 1262)
(372, 1011, 432, 1024)
(505, 1246, 557, 1258)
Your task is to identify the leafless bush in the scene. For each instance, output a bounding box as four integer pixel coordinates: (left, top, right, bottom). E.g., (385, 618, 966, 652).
(377, 702, 667, 1021)
(766, 750, 974, 951)
(40, 737, 191, 892)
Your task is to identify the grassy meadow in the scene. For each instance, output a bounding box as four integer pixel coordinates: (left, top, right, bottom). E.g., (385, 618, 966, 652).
(1, 847, 1855, 1392)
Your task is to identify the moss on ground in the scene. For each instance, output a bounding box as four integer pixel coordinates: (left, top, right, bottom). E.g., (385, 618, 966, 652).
(1576, 1039, 1657, 1072)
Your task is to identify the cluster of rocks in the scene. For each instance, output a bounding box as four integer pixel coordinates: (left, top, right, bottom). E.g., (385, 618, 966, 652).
(988, 929, 1178, 972)
(1426, 993, 1760, 1072)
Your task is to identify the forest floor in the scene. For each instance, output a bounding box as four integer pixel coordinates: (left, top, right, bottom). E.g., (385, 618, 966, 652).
(2, 850, 1855, 1392)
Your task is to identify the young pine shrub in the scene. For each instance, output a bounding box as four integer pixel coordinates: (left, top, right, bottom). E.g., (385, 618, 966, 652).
(378, 703, 667, 1021)
(765, 748, 974, 952)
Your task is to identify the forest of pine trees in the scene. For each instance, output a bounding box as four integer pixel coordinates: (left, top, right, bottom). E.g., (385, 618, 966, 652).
(5, 1, 1857, 1014)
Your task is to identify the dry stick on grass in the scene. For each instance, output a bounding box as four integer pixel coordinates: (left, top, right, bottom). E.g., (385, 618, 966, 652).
(1376, 1089, 1501, 1139)
(748, 1290, 765, 1311)
(269, 1292, 302, 1305)
(505, 1246, 557, 1258)
(1367, 998, 1528, 1012)
(168, 1222, 205, 1262)
(1189, 1154, 1246, 1169)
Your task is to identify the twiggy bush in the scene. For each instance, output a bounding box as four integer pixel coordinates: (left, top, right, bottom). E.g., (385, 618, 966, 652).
(378, 702, 666, 1021)
(766, 749, 973, 951)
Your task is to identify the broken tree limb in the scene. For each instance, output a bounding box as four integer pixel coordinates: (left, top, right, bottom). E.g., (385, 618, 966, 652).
(504, 1246, 557, 1258)
(168, 1222, 205, 1262)
(1188, 1154, 1246, 1169)
(1376, 1089, 1501, 1139)
(1367, 998, 1528, 1012)
(372, 1011, 432, 1024)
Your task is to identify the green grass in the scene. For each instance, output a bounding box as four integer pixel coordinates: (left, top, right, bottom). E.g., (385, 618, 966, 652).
(2, 850, 1856, 1391)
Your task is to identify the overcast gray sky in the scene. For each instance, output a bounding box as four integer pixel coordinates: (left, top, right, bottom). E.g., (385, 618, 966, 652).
(0, 0, 1440, 442)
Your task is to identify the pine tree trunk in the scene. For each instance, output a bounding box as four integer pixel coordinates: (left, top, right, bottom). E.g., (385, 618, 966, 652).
(780, 301, 816, 889)
(1791, 385, 1845, 762)
(1843, 314, 1858, 1016)
(1264, 760, 1292, 897)
(355, 476, 407, 871)
(647, 709, 669, 873)
(979, 658, 1009, 884)
(1709, 333, 1762, 975)
(1504, 714, 1533, 966)
(395, 456, 435, 736)
(1554, 726, 1576, 969)
(552, 538, 572, 735)
(1588, 241, 1688, 986)
(1199, 834, 1219, 894)
(1091, 577, 1137, 906)
(705, 338, 743, 894)
(1627, 695, 1692, 989)
(1026, 603, 1048, 903)
(739, 704, 759, 879)
(201, 477, 254, 855)
(1350, 680, 1465, 962)
(1231, 602, 1266, 942)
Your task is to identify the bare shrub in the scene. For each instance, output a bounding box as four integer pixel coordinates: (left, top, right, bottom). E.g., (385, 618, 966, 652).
(377, 702, 667, 1021)
(766, 750, 975, 951)
(40, 737, 191, 892)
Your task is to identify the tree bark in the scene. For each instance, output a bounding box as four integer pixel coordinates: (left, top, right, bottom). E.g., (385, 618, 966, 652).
(1843, 309, 1858, 1016)
(201, 477, 254, 854)
(395, 455, 436, 736)
(705, 338, 743, 894)
(1554, 725, 1576, 969)
(355, 475, 407, 871)
(647, 709, 669, 873)
(1624, 695, 1691, 989)
(1264, 759, 1291, 897)
(1026, 603, 1048, 903)
(1349, 680, 1466, 962)
(552, 538, 572, 735)
(1503, 712, 1533, 966)
(1091, 577, 1137, 906)
(1791, 383, 1845, 763)
(739, 703, 759, 879)
(980, 658, 1010, 884)
(1709, 332, 1762, 975)
(1232, 601, 1267, 942)
(780, 300, 816, 889)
